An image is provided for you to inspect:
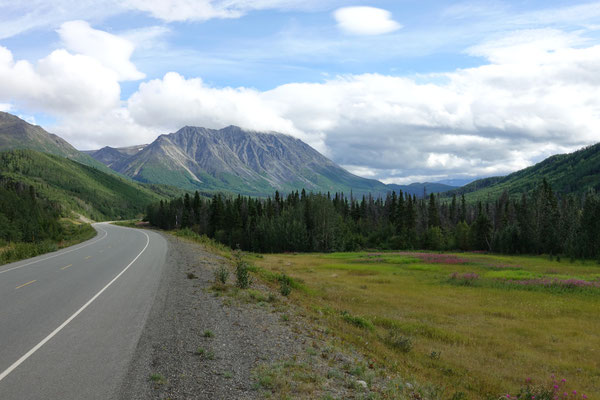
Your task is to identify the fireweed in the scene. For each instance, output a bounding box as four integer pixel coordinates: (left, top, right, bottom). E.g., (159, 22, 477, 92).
(504, 376, 588, 400)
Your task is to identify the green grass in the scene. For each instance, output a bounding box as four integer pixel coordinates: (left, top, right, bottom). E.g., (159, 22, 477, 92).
(254, 251, 600, 399)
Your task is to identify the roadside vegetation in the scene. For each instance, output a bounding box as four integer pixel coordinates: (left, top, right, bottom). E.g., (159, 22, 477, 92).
(0, 179, 96, 265)
(173, 227, 599, 398)
(251, 251, 599, 399)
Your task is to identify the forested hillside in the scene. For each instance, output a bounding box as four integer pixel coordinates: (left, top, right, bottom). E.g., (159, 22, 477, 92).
(0, 180, 95, 264)
(446, 143, 600, 200)
(147, 181, 600, 259)
(0, 150, 172, 220)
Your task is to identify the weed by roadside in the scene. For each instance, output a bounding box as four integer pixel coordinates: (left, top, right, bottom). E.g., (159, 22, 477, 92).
(149, 373, 166, 385)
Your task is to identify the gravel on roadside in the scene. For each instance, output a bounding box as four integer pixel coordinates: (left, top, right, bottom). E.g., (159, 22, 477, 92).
(117, 233, 303, 400)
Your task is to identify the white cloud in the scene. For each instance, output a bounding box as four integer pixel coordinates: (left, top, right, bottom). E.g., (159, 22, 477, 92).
(128, 71, 300, 137)
(334, 6, 402, 36)
(123, 0, 331, 22)
(57, 20, 144, 81)
(121, 28, 600, 182)
(0, 46, 121, 116)
(51, 107, 160, 150)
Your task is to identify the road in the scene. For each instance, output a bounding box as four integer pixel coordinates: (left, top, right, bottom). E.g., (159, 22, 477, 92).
(0, 223, 167, 400)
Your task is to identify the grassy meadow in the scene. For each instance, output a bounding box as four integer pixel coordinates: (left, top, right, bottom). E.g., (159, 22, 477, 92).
(251, 251, 600, 399)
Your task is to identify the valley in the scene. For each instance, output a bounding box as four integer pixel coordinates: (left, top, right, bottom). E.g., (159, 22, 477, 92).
(1, 109, 600, 400)
(2, 3, 599, 399)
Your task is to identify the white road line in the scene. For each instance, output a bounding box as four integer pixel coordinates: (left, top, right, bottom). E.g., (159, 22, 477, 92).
(0, 226, 108, 275)
(0, 229, 150, 383)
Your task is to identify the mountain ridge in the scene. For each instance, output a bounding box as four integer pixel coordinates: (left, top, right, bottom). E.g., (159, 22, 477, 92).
(92, 124, 456, 197)
(0, 111, 111, 172)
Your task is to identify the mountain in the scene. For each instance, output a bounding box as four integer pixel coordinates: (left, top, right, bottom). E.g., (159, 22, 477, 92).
(446, 143, 600, 200)
(0, 149, 169, 220)
(82, 144, 147, 168)
(89, 125, 455, 197)
(0, 111, 109, 171)
(433, 178, 477, 187)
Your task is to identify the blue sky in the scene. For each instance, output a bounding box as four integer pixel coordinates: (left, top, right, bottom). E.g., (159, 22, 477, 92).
(1, 0, 600, 184)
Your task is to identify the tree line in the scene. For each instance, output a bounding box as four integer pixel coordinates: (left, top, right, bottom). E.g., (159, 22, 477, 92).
(146, 180, 600, 259)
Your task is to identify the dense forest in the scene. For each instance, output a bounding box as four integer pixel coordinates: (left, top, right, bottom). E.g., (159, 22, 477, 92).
(0, 179, 62, 243)
(0, 179, 95, 264)
(146, 180, 600, 259)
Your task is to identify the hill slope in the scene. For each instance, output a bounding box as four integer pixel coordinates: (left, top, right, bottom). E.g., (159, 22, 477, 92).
(92, 125, 454, 196)
(446, 143, 600, 200)
(0, 112, 121, 174)
(0, 149, 166, 220)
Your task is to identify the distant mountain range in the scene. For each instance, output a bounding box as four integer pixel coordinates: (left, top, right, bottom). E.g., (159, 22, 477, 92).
(83, 125, 456, 197)
(1, 111, 599, 203)
(0, 112, 456, 197)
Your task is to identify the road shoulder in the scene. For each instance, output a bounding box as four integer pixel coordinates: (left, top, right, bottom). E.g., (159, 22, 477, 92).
(117, 232, 305, 399)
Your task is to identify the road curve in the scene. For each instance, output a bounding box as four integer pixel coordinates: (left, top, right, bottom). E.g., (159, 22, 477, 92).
(0, 223, 167, 400)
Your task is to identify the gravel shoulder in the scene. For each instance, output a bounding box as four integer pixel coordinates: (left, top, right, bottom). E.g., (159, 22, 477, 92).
(117, 232, 304, 399)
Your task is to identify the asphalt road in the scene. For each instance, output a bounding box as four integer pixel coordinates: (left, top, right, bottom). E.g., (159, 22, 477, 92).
(0, 223, 167, 400)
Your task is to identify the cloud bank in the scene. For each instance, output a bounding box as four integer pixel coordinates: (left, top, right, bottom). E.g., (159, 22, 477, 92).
(1, 21, 599, 183)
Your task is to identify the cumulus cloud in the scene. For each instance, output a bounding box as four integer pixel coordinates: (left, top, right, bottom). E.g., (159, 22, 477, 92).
(334, 6, 402, 36)
(57, 20, 144, 81)
(0, 46, 121, 116)
(122, 28, 600, 182)
(52, 107, 160, 150)
(128, 71, 301, 137)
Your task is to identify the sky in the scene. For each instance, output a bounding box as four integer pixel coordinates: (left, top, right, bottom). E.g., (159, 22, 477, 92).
(1, 1, 600, 184)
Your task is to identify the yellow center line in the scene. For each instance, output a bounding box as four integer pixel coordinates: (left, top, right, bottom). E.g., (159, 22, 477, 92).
(15, 280, 36, 290)
(85, 256, 92, 260)
(60, 264, 73, 270)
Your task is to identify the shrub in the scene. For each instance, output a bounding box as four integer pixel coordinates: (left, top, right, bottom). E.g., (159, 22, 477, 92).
(214, 265, 230, 285)
(233, 250, 251, 289)
(236, 260, 251, 288)
(278, 273, 292, 296)
(386, 329, 413, 353)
